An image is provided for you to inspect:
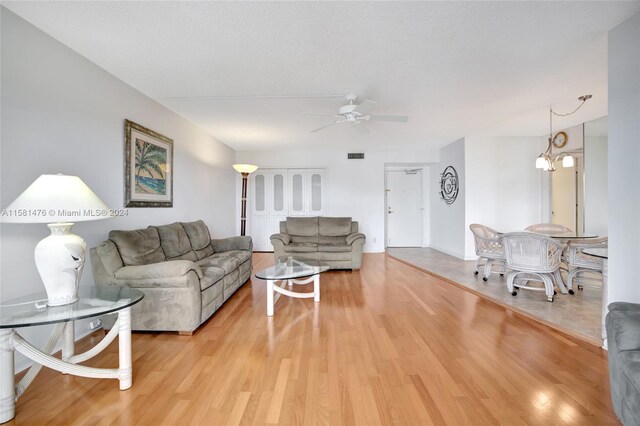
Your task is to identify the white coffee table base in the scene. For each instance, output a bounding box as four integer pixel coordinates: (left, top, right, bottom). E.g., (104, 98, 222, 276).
(0, 308, 132, 423)
(267, 275, 320, 316)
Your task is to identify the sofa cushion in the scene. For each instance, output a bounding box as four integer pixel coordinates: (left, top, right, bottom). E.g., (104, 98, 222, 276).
(109, 227, 165, 266)
(200, 266, 225, 290)
(181, 220, 215, 259)
(224, 250, 252, 264)
(318, 236, 348, 245)
(197, 253, 241, 274)
(114, 260, 202, 280)
(319, 217, 352, 237)
(318, 244, 351, 253)
(96, 240, 124, 276)
(286, 217, 319, 237)
(620, 351, 640, 402)
(610, 310, 640, 351)
(181, 220, 211, 249)
(284, 242, 318, 253)
(156, 223, 197, 261)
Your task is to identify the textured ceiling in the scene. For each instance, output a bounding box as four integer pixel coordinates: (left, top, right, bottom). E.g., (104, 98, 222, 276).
(4, 1, 639, 151)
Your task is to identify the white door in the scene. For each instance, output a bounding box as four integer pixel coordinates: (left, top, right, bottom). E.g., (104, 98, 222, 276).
(386, 170, 423, 247)
(307, 169, 325, 216)
(551, 160, 577, 230)
(288, 169, 307, 216)
(250, 171, 270, 251)
(269, 169, 288, 240)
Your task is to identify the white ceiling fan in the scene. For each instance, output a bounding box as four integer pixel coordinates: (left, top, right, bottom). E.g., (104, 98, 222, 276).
(302, 93, 409, 134)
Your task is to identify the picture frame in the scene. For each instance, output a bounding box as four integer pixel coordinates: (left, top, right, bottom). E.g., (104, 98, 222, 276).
(124, 119, 174, 207)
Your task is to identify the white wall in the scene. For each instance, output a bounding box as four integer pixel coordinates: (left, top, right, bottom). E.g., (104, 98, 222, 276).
(0, 9, 237, 370)
(235, 149, 438, 253)
(584, 135, 608, 235)
(429, 139, 466, 259)
(464, 137, 543, 258)
(607, 12, 640, 304)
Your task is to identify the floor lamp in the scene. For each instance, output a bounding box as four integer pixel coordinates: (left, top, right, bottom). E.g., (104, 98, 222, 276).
(232, 164, 258, 236)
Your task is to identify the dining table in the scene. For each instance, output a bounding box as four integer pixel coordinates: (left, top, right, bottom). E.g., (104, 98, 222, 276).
(527, 230, 599, 294)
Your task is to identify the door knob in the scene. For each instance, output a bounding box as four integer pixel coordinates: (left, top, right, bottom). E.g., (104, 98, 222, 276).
(388, 210, 394, 214)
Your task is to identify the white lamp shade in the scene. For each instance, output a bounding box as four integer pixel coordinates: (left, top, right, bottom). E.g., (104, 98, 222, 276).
(232, 164, 259, 174)
(562, 155, 575, 167)
(2, 174, 111, 223)
(535, 156, 546, 169)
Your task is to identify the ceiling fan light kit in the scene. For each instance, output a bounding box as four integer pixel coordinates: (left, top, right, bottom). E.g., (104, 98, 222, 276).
(304, 92, 409, 133)
(535, 94, 591, 172)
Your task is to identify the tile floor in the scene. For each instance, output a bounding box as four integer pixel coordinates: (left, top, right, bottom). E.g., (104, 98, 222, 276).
(386, 247, 602, 344)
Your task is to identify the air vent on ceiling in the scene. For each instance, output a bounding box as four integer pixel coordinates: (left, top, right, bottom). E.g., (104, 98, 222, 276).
(347, 153, 365, 160)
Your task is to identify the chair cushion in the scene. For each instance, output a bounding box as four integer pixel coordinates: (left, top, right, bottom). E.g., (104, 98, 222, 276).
(156, 222, 197, 261)
(109, 227, 165, 266)
(181, 220, 215, 259)
(284, 243, 318, 253)
(286, 217, 319, 236)
(318, 244, 351, 253)
(319, 217, 352, 237)
(197, 253, 241, 274)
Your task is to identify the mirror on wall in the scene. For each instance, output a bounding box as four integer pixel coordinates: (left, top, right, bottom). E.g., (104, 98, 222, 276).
(583, 116, 608, 235)
(550, 124, 584, 231)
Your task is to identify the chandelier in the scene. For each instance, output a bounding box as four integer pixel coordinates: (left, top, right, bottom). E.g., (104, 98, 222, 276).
(536, 95, 592, 171)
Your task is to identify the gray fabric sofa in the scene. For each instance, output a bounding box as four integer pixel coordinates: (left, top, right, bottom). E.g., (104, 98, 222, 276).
(90, 220, 252, 334)
(606, 301, 640, 425)
(270, 217, 365, 270)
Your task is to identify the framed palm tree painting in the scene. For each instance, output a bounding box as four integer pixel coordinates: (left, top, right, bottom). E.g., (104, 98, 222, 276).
(124, 119, 173, 207)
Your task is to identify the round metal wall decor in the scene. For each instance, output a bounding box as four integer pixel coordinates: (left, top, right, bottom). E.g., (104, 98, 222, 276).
(439, 166, 459, 205)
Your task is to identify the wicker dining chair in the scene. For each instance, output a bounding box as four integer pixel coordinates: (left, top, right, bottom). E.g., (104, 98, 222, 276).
(502, 232, 564, 302)
(566, 237, 608, 291)
(525, 223, 573, 234)
(469, 224, 505, 281)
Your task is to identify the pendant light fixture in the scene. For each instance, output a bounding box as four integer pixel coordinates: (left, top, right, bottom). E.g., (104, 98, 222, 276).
(536, 95, 592, 172)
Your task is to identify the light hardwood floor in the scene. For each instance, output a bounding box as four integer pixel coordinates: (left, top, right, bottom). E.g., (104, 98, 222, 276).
(9, 253, 618, 425)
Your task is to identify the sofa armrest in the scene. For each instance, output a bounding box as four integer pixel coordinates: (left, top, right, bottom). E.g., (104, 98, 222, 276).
(270, 233, 291, 245)
(211, 236, 253, 252)
(346, 232, 366, 245)
(114, 260, 203, 280)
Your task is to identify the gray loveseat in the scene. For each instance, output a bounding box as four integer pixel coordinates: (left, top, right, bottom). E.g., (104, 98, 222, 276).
(91, 220, 252, 334)
(270, 217, 365, 270)
(606, 302, 640, 425)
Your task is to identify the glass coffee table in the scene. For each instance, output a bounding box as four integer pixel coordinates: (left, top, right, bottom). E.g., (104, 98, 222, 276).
(255, 257, 330, 316)
(0, 286, 143, 423)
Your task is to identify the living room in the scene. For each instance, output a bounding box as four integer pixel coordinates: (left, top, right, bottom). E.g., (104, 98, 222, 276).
(1, 2, 639, 425)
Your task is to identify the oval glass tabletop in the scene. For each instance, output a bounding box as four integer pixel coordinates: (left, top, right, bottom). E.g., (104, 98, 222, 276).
(534, 231, 598, 239)
(0, 287, 144, 329)
(255, 256, 330, 281)
(583, 248, 608, 259)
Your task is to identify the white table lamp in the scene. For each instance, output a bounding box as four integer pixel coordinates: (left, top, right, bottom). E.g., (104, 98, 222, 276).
(2, 174, 112, 306)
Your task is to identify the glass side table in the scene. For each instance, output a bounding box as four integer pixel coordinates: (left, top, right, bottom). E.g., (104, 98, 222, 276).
(255, 257, 330, 316)
(0, 286, 143, 423)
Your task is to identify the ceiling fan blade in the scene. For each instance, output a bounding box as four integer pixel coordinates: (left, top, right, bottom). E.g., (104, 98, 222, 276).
(353, 99, 377, 115)
(300, 113, 341, 116)
(310, 120, 344, 133)
(367, 115, 409, 122)
(351, 121, 371, 135)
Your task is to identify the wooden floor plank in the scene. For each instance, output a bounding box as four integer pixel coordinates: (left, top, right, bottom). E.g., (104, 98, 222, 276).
(7, 253, 618, 425)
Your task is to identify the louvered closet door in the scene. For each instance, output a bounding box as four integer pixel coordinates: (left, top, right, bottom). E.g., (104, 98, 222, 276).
(288, 169, 308, 216)
(269, 170, 288, 244)
(307, 169, 325, 216)
(250, 170, 270, 251)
